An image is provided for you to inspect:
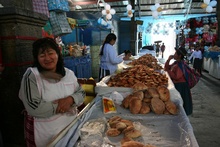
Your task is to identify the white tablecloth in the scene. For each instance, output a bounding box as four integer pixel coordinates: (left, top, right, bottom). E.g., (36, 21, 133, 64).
(203, 56, 220, 79)
(48, 75, 199, 147)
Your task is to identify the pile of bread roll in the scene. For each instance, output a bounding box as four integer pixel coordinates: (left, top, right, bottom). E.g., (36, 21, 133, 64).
(107, 65, 168, 88)
(128, 54, 163, 70)
(106, 116, 156, 147)
(122, 82, 178, 115)
(208, 45, 220, 52)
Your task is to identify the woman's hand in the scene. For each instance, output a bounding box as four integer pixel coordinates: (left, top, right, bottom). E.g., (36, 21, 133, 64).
(168, 55, 174, 60)
(54, 96, 74, 113)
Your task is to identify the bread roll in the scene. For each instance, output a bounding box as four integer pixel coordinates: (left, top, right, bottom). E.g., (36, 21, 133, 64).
(165, 100, 178, 115)
(142, 97, 152, 103)
(120, 119, 134, 127)
(106, 128, 121, 137)
(148, 87, 160, 99)
(144, 90, 152, 99)
(139, 102, 151, 114)
(151, 97, 165, 114)
(157, 86, 170, 102)
(132, 82, 148, 91)
(121, 141, 145, 147)
(120, 136, 133, 145)
(132, 91, 144, 100)
(124, 129, 142, 138)
(116, 122, 127, 131)
(129, 98, 142, 114)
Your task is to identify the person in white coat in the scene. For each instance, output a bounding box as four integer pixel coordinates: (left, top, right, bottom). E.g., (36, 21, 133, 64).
(19, 37, 85, 147)
(99, 33, 123, 81)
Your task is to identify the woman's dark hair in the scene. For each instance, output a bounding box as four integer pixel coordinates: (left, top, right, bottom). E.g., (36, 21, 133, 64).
(99, 33, 117, 56)
(175, 47, 187, 60)
(32, 37, 66, 76)
(124, 50, 131, 55)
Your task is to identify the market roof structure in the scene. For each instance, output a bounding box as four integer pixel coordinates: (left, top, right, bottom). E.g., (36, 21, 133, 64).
(68, 0, 217, 18)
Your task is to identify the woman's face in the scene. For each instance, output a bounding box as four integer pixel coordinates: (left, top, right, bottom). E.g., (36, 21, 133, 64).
(38, 48, 58, 72)
(110, 39, 116, 45)
(173, 51, 181, 60)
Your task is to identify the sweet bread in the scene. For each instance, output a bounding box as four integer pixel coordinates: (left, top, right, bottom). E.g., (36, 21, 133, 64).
(165, 100, 178, 115)
(132, 82, 148, 91)
(121, 140, 145, 147)
(129, 98, 142, 114)
(157, 86, 170, 102)
(139, 102, 151, 114)
(124, 129, 142, 138)
(106, 128, 121, 137)
(148, 87, 160, 99)
(151, 97, 165, 114)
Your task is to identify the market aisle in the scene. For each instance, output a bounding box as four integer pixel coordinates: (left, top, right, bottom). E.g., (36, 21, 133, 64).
(189, 71, 220, 147)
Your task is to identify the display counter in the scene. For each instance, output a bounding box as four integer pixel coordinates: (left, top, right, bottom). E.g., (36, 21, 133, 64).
(203, 51, 220, 79)
(47, 74, 199, 147)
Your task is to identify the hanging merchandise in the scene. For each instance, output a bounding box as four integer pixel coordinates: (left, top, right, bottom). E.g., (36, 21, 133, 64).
(101, 3, 116, 20)
(126, 4, 134, 18)
(49, 11, 72, 36)
(32, 0, 49, 17)
(150, 3, 163, 19)
(200, 0, 217, 13)
(48, 0, 69, 12)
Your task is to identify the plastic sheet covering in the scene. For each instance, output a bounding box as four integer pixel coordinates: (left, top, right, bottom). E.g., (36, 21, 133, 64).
(49, 74, 198, 147)
(51, 94, 198, 147)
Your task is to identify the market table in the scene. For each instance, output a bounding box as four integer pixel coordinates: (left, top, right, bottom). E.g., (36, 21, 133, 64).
(47, 74, 199, 147)
(203, 51, 220, 79)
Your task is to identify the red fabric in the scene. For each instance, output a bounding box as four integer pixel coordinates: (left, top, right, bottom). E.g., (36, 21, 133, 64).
(24, 111, 36, 147)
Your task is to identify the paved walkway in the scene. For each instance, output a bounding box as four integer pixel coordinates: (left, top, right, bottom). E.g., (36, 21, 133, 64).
(157, 56, 220, 147)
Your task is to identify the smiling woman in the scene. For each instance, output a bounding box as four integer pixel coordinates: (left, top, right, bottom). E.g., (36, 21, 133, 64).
(19, 37, 86, 146)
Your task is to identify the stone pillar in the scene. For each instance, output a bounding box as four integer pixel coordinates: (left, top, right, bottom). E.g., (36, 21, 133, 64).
(130, 0, 137, 55)
(0, 0, 48, 146)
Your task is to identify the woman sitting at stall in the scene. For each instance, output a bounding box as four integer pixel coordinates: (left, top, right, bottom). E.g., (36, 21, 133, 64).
(164, 47, 192, 115)
(19, 37, 85, 147)
(123, 50, 132, 60)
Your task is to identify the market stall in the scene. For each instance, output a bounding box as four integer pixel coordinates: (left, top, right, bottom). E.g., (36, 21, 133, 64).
(47, 70, 199, 147)
(203, 50, 220, 79)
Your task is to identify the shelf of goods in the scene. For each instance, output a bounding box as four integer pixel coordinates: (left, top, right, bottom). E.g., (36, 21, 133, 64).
(63, 55, 92, 78)
(47, 73, 199, 147)
(203, 51, 220, 79)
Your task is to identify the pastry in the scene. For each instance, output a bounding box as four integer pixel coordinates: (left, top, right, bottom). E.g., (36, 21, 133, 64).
(132, 91, 144, 100)
(132, 82, 148, 91)
(106, 128, 121, 137)
(121, 140, 145, 147)
(120, 119, 134, 127)
(129, 98, 142, 114)
(109, 116, 121, 123)
(116, 122, 127, 131)
(148, 87, 160, 99)
(124, 129, 142, 138)
(120, 136, 133, 145)
(144, 90, 152, 99)
(139, 102, 151, 114)
(157, 86, 170, 102)
(151, 97, 165, 114)
(165, 100, 178, 115)
(122, 125, 134, 134)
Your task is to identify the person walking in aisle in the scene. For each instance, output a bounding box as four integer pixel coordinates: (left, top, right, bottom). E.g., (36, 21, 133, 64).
(164, 47, 192, 115)
(19, 37, 85, 147)
(161, 43, 166, 58)
(189, 44, 203, 75)
(99, 33, 123, 81)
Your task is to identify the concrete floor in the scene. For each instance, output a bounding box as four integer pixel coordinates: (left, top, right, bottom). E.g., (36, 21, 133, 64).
(189, 70, 220, 147)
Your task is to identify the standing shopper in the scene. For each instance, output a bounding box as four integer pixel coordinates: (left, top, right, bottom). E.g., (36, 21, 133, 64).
(161, 43, 166, 58)
(19, 38, 85, 147)
(164, 47, 192, 115)
(189, 44, 203, 75)
(99, 33, 123, 81)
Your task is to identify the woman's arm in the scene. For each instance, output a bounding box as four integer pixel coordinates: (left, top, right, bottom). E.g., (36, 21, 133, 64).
(108, 45, 123, 64)
(19, 71, 58, 118)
